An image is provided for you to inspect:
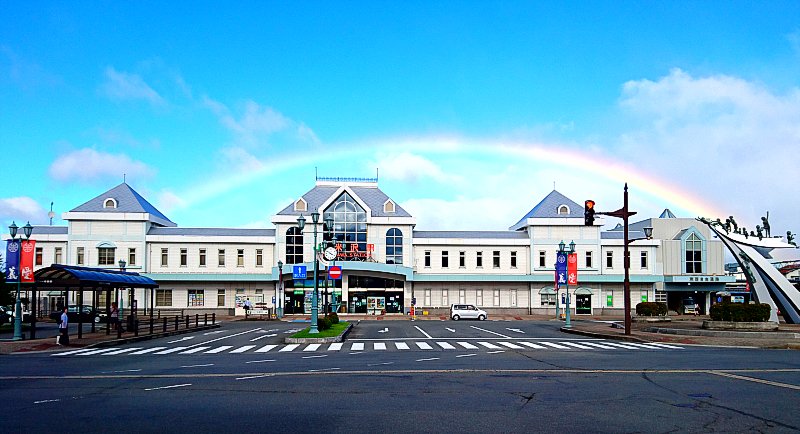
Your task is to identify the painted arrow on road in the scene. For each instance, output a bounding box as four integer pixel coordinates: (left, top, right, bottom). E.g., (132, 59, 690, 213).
(445, 328, 456, 333)
(167, 336, 195, 343)
(505, 328, 525, 333)
(378, 328, 389, 333)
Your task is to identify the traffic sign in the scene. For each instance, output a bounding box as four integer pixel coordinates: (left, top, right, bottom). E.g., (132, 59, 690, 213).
(293, 265, 307, 279)
(328, 266, 342, 280)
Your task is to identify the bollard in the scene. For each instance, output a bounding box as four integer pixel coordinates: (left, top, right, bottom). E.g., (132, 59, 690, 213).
(195, 314, 199, 327)
(117, 320, 122, 339)
(174, 315, 179, 331)
(212, 313, 215, 324)
(163, 317, 167, 333)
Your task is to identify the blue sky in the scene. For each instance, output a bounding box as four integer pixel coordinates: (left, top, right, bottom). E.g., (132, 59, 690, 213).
(1, 2, 799, 257)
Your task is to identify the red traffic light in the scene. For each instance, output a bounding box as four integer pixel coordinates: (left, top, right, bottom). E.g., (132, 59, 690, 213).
(584, 200, 595, 226)
(585, 200, 595, 210)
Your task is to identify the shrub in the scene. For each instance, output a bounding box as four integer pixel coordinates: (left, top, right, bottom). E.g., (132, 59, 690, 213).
(317, 317, 332, 331)
(326, 312, 339, 325)
(709, 303, 771, 322)
(636, 302, 668, 316)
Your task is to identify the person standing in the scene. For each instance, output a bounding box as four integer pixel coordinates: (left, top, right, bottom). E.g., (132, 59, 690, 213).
(694, 303, 700, 316)
(110, 302, 119, 331)
(243, 298, 252, 318)
(59, 307, 69, 346)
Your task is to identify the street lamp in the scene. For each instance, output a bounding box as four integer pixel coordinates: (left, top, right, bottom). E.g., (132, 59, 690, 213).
(8, 221, 33, 341)
(556, 240, 576, 328)
(324, 216, 334, 314)
(297, 211, 321, 334)
(277, 260, 283, 319)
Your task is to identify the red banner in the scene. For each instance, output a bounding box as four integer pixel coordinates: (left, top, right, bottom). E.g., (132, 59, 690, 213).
(567, 253, 577, 285)
(20, 240, 35, 282)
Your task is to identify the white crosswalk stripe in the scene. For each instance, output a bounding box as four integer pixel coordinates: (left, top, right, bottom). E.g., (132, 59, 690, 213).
(77, 348, 118, 356)
(374, 342, 387, 350)
(477, 342, 501, 349)
(204, 346, 233, 354)
(153, 347, 188, 355)
(328, 343, 343, 351)
(230, 345, 256, 353)
(279, 344, 299, 352)
(559, 342, 596, 350)
(518, 342, 547, 349)
(436, 342, 456, 350)
(642, 342, 684, 350)
(129, 347, 167, 355)
(255, 345, 277, 353)
(351, 343, 364, 351)
(457, 342, 479, 349)
(621, 342, 665, 350)
(601, 342, 643, 350)
(497, 342, 524, 349)
(395, 342, 409, 350)
(304, 344, 321, 352)
(579, 342, 618, 350)
(179, 347, 210, 354)
(537, 342, 572, 350)
(101, 348, 141, 355)
(415, 342, 433, 350)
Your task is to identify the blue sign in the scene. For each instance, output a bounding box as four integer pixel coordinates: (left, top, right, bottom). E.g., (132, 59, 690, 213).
(556, 253, 567, 288)
(293, 265, 307, 279)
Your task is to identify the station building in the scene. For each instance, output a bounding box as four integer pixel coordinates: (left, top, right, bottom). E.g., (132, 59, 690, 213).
(8, 178, 734, 317)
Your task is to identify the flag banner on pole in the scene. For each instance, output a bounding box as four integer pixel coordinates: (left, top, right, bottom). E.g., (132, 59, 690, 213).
(567, 253, 577, 285)
(5, 240, 20, 283)
(20, 240, 35, 282)
(556, 252, 567, 288)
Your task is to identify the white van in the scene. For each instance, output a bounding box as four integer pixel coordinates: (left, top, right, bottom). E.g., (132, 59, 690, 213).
(450, 304, 488, 321)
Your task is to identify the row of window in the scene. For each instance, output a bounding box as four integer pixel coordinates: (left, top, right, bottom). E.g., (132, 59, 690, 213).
(70, 247, 136, 267)
(536, 250, 650, 269)
(156, 289, 227, 307)
(423, 251, 518, 269)
(419, 289, 519, 307)
(160, 248, 265, 267)
(284, 225, 406, 265)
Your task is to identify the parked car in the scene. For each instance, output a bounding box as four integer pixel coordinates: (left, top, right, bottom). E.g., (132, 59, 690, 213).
(681, 298, 696, 315)
(5, 306, 32, 323)
(0, 309, 10, 326)
(450, 304, 488, 321)
(49, 305, 98, 323)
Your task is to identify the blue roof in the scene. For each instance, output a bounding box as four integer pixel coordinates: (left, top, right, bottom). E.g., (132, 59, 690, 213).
(71, 183, 174, 224)
(277, 184, 412, 217)
(34, 264, 159, 288)
(509, 190, 583, 230)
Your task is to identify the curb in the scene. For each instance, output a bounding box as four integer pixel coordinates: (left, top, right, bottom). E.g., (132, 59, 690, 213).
(559, 326, 647, 343)
(285, 323, 353, 344)
(641, 327, 800, 339)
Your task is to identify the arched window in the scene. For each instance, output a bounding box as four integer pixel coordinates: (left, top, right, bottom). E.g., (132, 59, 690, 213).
(323, 193, 367, 260)
(557, 205, 569, 215)
(286, 227, 303, 264)
(685, 233, 702, 273)
(386, 228, 403, 265)
(104, 198, 116, 209)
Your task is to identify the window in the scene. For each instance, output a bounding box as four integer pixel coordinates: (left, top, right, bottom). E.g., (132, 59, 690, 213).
(476, 251, 483, 268)
(557, 205, 570, 215)
(655, 290, 667, 303)
(218, 249, 225, 267)
(188, 289, 204, 307)
(98, 247, 115, 266)
(510, 289, 517, 307)
(493, 251, 500, 268)
(180, 248, 188, 267)
(424, 289, 431, 306)
(493, 289, 500, 306)
(606, 251, 613, 268)
(542, 293, 556, 306)
(384, 200, 395, 213)
(199, 249, 206, 267)
(77, 247, 84, 265)
(686, 233, 702, 273)
(218, 289, 226, 306)
(442, 290, 448, 306)
(322, 192, 368, 261)
(54, 247, 62, 264)
(476, 290, 483, 306)
(256, 249, 263, 267)
(155, 289, 172, 307)
(103, 198, 116, 208)
(424, 251, 431, 267)
(286, 227, 304, 264)
(539, 251, 546, 268)
(459, 289, 466, 304)
(294, 198, 307, 212)
(640, 251, 648, 268)
(35, 247, 43, 266)
(237, 249, 244, 267)
(441, 251, 449, 268)
(386, 228, 403, 265)
(511, 251, 517, 268)
(128, 248, 136, 266)
(585, 251, 593, 268)
(161, 248, 168, 267)
(459, 251, 465, 268)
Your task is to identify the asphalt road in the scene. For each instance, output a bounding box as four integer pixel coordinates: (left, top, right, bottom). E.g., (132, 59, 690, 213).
(3, 320, 800, 433)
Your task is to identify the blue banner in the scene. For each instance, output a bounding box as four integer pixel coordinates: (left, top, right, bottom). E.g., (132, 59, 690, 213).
(556, 252, 567, 288)
(5, 240, 20, 283)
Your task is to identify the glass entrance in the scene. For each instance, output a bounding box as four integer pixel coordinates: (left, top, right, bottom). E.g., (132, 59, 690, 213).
(576, 295, 591, 314)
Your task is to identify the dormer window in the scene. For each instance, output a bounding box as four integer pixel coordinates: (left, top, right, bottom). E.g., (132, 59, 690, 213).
(384, 200, 395, 213)
(104, 198, 117, 209)
(557, 205, 570, 215)
(294, 198, 307, 212)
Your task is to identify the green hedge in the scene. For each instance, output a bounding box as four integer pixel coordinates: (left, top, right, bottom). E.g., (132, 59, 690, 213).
(636, 302, 668, 316)
(326, 312, 339, 325)
(709, 303, 771, 322)
(317, 316, 332, 331)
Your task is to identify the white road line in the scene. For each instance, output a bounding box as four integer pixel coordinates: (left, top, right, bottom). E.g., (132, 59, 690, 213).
(304, 344, 321, 352)
(129, 347, 167, 355)
(230, 345, 256, 353)
(351, 343, 365, 351)
(308, 368, 340, 372)
(497, 342, 524, 349)
(249, 334, 275, 342)
(457, 342, 479, 349)
(601, 342, 642, 350)
(179, 347, 210, 354)
(578, 342, 618, 350)
(470, 326, 511, 338)
(477, 342, 501, 349)
(506, 328, 525, 333)
(302, 354, 328, 359)
(367, 362, 394, 366)
(416, 357, 439, 362)
(456, 353, 477, 358)
(415, 342, 433, 350)
(144, 383, 191, 391)
(559, 342, 596, 350)
(167, 337, 194, 344)
(236, 374, 273, 380)
(101, 348, 141, 355)
(518, 342, 547, 350)
(52, 348, 98, 356)
(414, 325, 433, 339)
(34, 399, 61, 404)
(245, 359, 275, 364)
(204, 346, 233, 354)
(374, 342, 387, 350)
(537, 342, 572, 350)
(203, 330, 225, 335)
(446, 328, 456, 333)
(395, 342, 409, 350)
(101, 369, 142, 373)
(255, 345, 277, 353)
(153, 347, 189, 355)
(623, 342, 666, 350)
(184, 327, 262, 349)
(642, 342, 684, 349)
(280, 344, 300, 352)
(76, 348, 118, 356)
(181, 364, 213, 368)
(436, 342, 456, 350)
(328, 343, 343, 351)
(487, 350, 505, 354)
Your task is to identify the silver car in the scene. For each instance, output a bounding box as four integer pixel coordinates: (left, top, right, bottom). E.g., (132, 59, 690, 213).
(450, 304, 487, 321)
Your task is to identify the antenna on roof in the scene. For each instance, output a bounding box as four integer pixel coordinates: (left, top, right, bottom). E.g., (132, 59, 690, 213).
(315, 167, 318, 180)
(124, 174, 126, 184)
(553, 181, 556, 190)
(48, 202, 55, 226)
(377, 167, 379, 183)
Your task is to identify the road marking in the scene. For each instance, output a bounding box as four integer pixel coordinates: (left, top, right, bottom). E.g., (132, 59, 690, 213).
(308, 368, 340, 372)
(416, 357, 439, 362)
(642, 342, 684, 350)
(709, 371, 800, 390)
(181, 364, 213, 368)
(436, 342, 456, 350)
(477, 342, 501, 349)
(578, 342, 618, 350)
(144, 383, 191, 391)
(457, 342, 479, 349)
(52, 348, 98, 356)
(204, 346, 233, 354)
(230, 345, 256, 353)
(506, 328, 525, 333)
(537, 342, 572, 350)
(203, 330, 225, 335)
(470, 326, 511, 338)
(374, 342, 387, 350)
(34, 399, 61, 404)
(101, 369, 142, 373)
(236, 374, 273, 380)
(497, 342, 524, 349)
(559, 342, 595, 350)
(456, 353, 477, 358)
(518, 342, 547, 350)
(101, 348, 141, 355)
(304, 344, 321, 352)
(245, 359, 276, 364)
(250, 334, 276, 342)
(626, 342, 676, 350)
(487, 350, 505, 354)
(179, 347, 210, 354)
(255, 345, 277, 353)
(378, 327, 389, 333)
(76, 348, 118, 356)
(351, 343, 365, 351)
(367, 362, 394, 366)
(415, 342, 433, 350)
(395, 342, 409, 350)
(303, 354, 328, 359)
(168, 336, 194, 344)
(153, 347, 189, 355)
(129, 347, 167, 355)
(328, 343, 343, 351)
(446, 328, 456, 333)
(601, 342, 642, 350)
(414, 325, 433, 339)
(184, 327, 262, 349)
(280, 344, 300, 352)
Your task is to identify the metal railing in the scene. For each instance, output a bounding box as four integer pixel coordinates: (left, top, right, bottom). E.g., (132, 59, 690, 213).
(114, 313, 216, 338)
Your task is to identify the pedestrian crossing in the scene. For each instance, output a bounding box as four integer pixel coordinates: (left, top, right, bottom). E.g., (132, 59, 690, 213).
(52, 340, 683, 357)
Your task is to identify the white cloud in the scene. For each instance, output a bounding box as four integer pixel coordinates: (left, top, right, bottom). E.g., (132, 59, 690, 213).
(0, 196, 48, 225)
(48, 148, 156, 184)
(219, 146, 265, 173)
(156, 190, 188, 214)
(100, 66, 165, 105)
(371, 152, 464, 184)
(401, 197, 519, 231)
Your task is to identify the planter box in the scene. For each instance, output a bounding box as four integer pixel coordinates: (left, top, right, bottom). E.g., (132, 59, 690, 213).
(702, 320, 779, 331)
(632, 316, 672, 323)
(285, 323, 353, 344)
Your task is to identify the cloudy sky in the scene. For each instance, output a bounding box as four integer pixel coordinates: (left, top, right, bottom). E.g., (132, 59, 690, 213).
(1, 2, 799, 258)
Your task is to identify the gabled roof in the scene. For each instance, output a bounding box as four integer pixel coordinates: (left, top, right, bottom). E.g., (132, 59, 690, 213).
(276, 185, 412, 217)
(602, 218, 653, 240)
(147, 227, 275, 237)
(660, 208, 677, 218)
(31, 226, 68, 235)
(413, 230, 529, 239)
(509, 190, 583, 230)
(70, 183, 174, 223)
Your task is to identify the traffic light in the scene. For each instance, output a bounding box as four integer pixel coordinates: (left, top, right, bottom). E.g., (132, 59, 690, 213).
(584, 200, 595, 226)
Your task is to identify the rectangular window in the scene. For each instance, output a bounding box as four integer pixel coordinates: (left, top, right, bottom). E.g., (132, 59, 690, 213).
(606, 290, 613, 307)
(493, 289, 500, 306)
(585, 251, 593, 268)
(640, 251, 648, 268)
(161, 248, 168, 267)
(98, 247, 115, 265)
(541, 293, 556, 306)
(155, 289, 172, 307)
(237, 249, 244, 267)
(424, 251, 431, 267)
(459, 289, 466, 304)
(77, 247, 84, 265)
(218, 289, 226, 306)
(511, 251, 517, 268)
(476, 251, 483, 268)
(35, 247, 43, 265)
(539, 251, 546, 268)
(459, 251, 465, 268)
(606, 251, 613, 268)
(441, 290, 448, 307)
(218, 249, 225, 266)
(655, 290, 667, 303)
(424, 289, 431, 306)
(493, 251, 500, 268)
(188, 289, 204, 307)
(128, 248, 136, 266)
(180, 248, 188, 267)
(199, 249, 206, 267)
(510, 289, 517, 307)
(476, 289, 483, 306)
(54, 247, 62, 264)
(441, 251, 448, 268)
(256, 249, 263, 267)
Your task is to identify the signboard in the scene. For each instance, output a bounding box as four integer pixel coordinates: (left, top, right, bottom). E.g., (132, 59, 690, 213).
(293, 265, 307, 279)
(556, 253, 567, 287)
(329, 266, 342, 279)
(567, 253, 577, 285)
(606, 295, 613, 307)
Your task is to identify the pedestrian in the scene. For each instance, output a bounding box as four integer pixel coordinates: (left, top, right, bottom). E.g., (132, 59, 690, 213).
(110, 302, 119, 330)
(59, 307, 69, 346)
(694, 303, 700, 316)
(244, 298, 252, 318)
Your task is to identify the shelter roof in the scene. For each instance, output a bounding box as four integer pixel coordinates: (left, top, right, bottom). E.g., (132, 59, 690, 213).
(34, 264, 159, 288)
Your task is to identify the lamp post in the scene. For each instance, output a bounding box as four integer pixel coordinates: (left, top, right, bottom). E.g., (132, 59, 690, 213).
(556, 240, 576, 328)
(297, 211, 321, 334)
(323, 216, 334, 314)
(8, 221, 33, 341)
(277, 260, 283, 319)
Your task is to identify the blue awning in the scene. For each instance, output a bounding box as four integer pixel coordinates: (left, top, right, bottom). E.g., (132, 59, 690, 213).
(34, 264, 158, 288)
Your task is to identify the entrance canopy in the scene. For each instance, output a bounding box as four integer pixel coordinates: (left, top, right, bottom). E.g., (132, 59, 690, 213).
(34, 264, 158, 289)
